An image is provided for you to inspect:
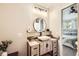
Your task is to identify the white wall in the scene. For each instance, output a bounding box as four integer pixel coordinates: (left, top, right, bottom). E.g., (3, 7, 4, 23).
(49, 3, 72, 55)
(0, 3, 33, 56)
(0, 3, 49, 56)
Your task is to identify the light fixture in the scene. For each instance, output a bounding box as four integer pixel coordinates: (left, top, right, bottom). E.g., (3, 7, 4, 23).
(33, 6, 48, 17)
(34, 6, 47, 12)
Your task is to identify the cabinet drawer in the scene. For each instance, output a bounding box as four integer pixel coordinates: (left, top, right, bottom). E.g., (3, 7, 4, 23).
(53, 41, 57, 45)
(53, 47, 57, 51)
(53, 48, 57, 53)
(31, 45, 39, 56)
(31, 49, 39, 56)
(53, 41, 58, 48)
(53, 53, 58, 56)
(53, 48, 58, 55)
(53, 45, 57, 48)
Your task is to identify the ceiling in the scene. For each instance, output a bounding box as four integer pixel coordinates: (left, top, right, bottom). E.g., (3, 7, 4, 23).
(36, 3, 72, 9)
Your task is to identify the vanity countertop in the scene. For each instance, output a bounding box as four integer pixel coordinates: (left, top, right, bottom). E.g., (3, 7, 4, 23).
(28, 40, 39, 46)
(50, 38, 58, 41)
(27, 35, 59, 47)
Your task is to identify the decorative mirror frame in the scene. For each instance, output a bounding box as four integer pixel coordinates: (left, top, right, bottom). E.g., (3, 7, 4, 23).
(33, 17, 46, 36)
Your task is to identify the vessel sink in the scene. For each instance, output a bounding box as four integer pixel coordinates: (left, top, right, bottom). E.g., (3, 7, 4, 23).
(38, 36, 50, 41)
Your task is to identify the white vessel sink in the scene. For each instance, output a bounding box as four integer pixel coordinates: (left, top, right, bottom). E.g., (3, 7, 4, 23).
(38, 36, 50, 41)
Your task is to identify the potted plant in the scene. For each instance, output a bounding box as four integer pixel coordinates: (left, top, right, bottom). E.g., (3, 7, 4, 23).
(0, 40, 12, 56)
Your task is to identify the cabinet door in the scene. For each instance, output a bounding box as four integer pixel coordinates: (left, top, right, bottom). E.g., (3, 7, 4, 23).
(40, 42, 45, 55)
(44, 41, 52, 53)
(31, 45, 39, 56)
(49, 41, 52, 51)
(40, 40, 52, 55)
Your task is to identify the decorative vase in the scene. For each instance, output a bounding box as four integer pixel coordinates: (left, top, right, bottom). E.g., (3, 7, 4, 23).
(1, 51, 7, 56)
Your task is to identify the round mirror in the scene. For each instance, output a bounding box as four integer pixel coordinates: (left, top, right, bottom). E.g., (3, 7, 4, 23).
(33, 17, 46, 32)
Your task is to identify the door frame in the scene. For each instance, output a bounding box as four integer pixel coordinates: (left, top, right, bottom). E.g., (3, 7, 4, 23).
(61, 3, 78, 56)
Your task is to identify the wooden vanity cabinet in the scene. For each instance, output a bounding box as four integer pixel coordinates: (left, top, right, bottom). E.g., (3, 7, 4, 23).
(27, 41, 39, 56)
(27, 39, 58, 56)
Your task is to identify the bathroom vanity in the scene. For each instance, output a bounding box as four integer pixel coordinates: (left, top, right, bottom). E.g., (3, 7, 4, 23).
(27, 36, 58, 56)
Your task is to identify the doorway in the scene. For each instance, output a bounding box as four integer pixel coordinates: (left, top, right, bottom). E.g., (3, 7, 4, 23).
(61, 3, 78, 56)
